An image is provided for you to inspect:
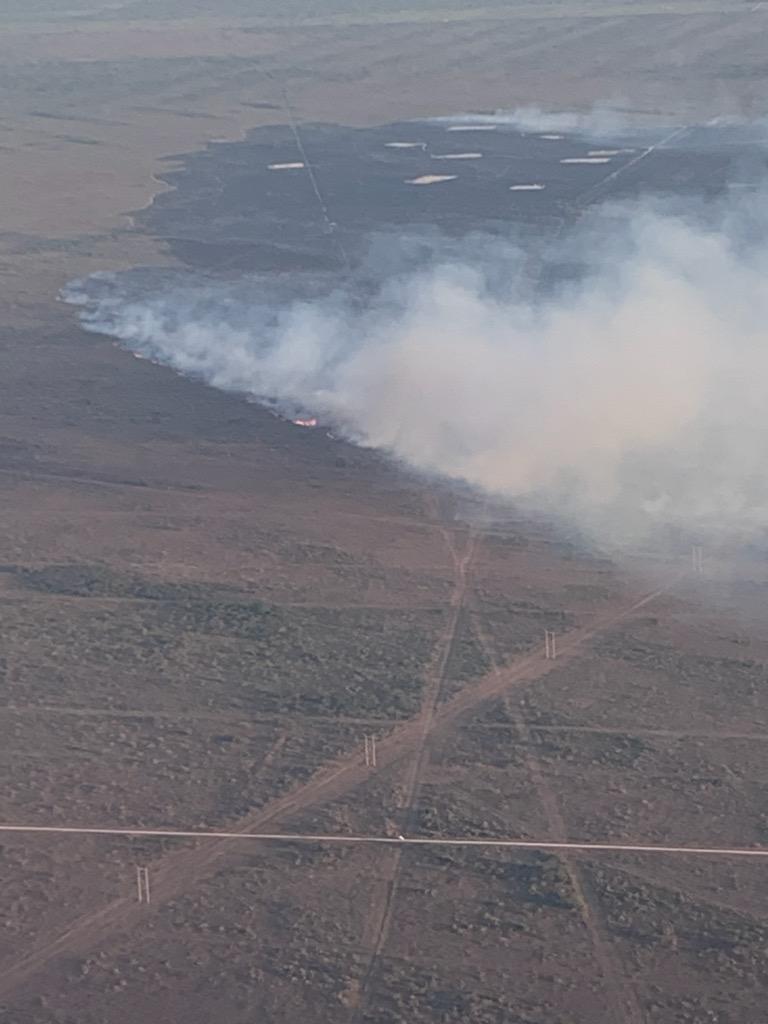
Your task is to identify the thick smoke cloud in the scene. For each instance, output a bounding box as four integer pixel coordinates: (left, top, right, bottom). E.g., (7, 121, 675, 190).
(63, 191, 768, 544)
(435, 107, 768, 143)
(433, 105, 662, 138)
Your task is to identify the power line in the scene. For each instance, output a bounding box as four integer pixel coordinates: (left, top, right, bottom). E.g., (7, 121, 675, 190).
(363, 733, 377, 768)
(279, 85, 351, 271)
(135, 866, 151, 904)
(1, 824, 767, 859)
(544, 629, 558, 660)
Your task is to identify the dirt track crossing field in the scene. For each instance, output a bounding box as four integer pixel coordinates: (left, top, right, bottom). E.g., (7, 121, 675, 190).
(349, 525, 478, 1022)
(0, 558, 680, 1002)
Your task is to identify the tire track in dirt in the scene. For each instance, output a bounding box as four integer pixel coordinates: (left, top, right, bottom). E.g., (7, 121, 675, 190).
(347, 522, 478, 1022)
(469, 603, 646, 1024)
(0, 569, 680, 1001)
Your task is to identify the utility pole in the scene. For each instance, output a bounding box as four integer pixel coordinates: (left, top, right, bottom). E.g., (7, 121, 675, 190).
(363, 734, 377, 768)
(136, 866, 151, 904)
(691, 545, 703, 576)
(544, 630, 557, 660)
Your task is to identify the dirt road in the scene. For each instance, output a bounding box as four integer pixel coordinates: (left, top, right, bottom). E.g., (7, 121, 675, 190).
(349, 524, 478, 1022)
(0, 570, 680, 1000)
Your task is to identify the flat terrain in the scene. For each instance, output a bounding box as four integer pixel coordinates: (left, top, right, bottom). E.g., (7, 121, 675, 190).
(1, 2, 768, 1022)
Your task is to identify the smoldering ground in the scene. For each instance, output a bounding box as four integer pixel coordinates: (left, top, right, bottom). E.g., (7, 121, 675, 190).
(63, 188, 768, 547)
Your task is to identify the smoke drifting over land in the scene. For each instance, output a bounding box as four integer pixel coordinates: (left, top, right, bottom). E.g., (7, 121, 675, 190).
(434, 105, 663, 138)
(64, 190, 768, 544)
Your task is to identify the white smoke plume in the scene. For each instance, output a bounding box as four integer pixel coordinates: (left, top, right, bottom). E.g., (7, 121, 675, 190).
(432, 104, 674, 138)
(63, 192, 768, 544)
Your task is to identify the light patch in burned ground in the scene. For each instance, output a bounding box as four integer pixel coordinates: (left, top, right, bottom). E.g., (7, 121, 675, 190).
(406, 174, 458, 185)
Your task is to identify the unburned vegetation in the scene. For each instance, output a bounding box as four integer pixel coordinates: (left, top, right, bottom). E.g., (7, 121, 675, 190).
(0, 583, 444, 717)
(473, 592, 573, 663)
(9, 562, 240, 603)
(437, 608, 493, 703)
(589, 863, 768, 1023)
(0, 710, 360, 828)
